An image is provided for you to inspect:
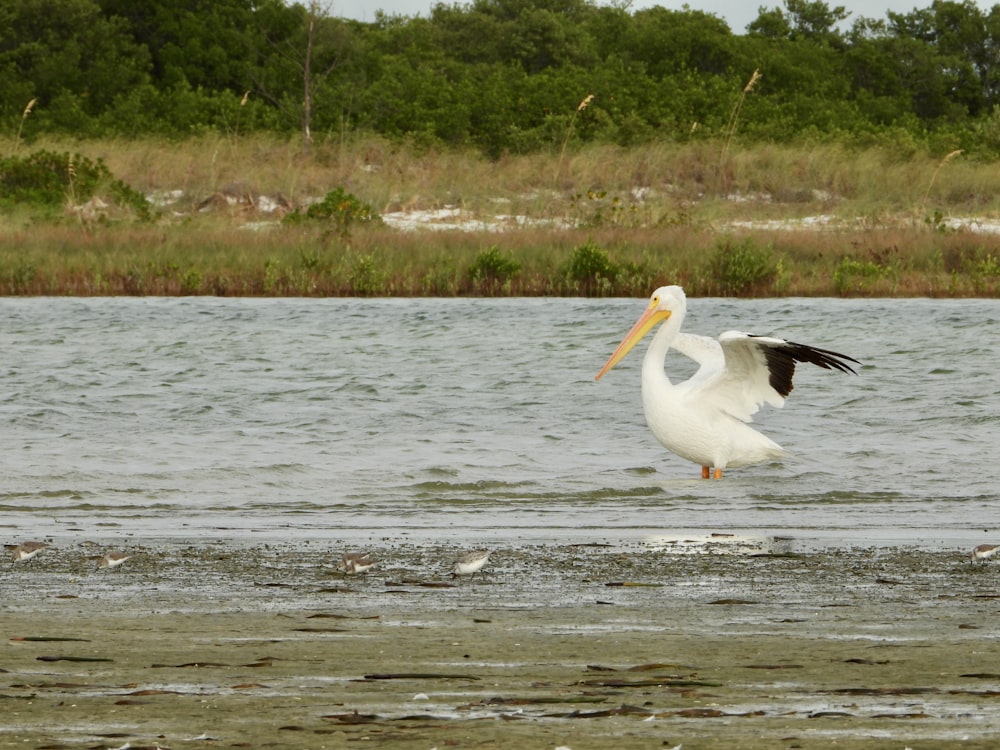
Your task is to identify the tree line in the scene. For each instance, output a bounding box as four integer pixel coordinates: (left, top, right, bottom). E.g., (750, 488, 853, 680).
(5, 0, 1000, 158)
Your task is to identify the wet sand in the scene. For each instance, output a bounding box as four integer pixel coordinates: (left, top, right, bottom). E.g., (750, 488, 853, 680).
(3, 537, 1000, 749)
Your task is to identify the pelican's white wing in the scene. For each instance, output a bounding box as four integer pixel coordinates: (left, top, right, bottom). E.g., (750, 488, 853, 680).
(669, 332, 725, 380)
(595, 285, 860, 476)
(692, 331, 859, 423)
(713, 331, 788, 421)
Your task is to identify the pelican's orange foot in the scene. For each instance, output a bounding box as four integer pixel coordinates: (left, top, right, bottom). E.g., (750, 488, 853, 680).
(713, 468, 723, 479)
(701, 466, 710, 479)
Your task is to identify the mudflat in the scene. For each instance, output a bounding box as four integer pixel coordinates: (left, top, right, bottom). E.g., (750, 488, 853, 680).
(3, 537, 1000, 749)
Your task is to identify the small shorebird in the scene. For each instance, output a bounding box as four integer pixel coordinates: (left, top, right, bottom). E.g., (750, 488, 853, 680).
(971, 544, 999, 562)
(98, 552, 131, 570)
(337, 552, 377, 575)
(453, 550, 490, 577)
(7, 541, 50, 563)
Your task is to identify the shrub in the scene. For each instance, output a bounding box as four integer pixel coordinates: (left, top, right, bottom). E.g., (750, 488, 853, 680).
(0, 150, 152, 220)
(833, 257, 888, 295)
(570, 190, 643, 228)
(565, 241, 619, 295)
(284, 187, 381, 239)
(974, 254, 1000, 276)
(467, 246, 521, 289)
(706, 237, 777, 295)
(422, 257, 461, 295)
(299, 247, 324, 271)
(3, 260, 37, 293)
(179, 267, 203, 295)
(349, 254, 386, 295)
(110, 180, 155, 221)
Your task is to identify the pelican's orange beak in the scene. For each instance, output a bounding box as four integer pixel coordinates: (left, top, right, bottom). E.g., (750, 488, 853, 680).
(595, 304, 671, 381)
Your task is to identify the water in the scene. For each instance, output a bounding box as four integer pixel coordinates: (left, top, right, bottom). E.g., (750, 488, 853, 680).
(2, 296, 998, 550)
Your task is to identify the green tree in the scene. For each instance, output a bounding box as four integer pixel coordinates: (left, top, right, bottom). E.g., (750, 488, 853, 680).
(0, 0, 150, 130)
(739, 31, 855, 137)
(747, 8, 793, 39)
(620, 7, 736, 78)
(0, 0, 998, 155)
(784, 0, 850, 44)
(431, 0, 598, 73)
(251, 1, 370, 140)
(887, 1, 989, 115)
(749, 0, 849, 44)
(97, 0, 258, 92)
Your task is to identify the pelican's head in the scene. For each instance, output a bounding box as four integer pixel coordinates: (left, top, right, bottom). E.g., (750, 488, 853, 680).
(595, 286, 685, 381)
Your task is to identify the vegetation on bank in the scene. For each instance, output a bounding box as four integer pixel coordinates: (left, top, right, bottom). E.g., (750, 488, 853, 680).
(5, 220, 998, 298)
(5, 1, 1000, 297)
(5, 0, 1000, 160)
(2, 135, 1000, 298)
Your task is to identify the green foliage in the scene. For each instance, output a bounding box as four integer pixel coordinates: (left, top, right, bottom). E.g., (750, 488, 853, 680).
(2, 260, 38, 293)
(422, 257, 461, 295)
(262, 257, 283, 294)
(299, 247, 324, 271)
(112, 180, 155, 221)
(833, 257, 890, 295)
(706, 237, 777, 295)
(349, 253, 386, 296)
(0, 150, 99, 207)
(0, 0, 151, 127)
(925, 209, 950, 232)
(941, 240, 1000, 278)
(973, 254, 1000, 276)
(0, 150, 152, 220)
(179, 267, 202, 295)
(97, 0, 259, 92)
(565, 240, 619, 295)
(5, 1, 1000, 159)
(570, 190, 645, 228)
(100, 84, 276, 138)
(467, 245, 521, 289)
(283, 188, 381, 239)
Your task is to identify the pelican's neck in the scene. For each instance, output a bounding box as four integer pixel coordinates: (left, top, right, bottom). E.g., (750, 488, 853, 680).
(641, 308, 684, 389)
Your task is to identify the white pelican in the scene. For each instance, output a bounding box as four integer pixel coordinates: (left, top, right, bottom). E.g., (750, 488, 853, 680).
(595, 286, 859, 478)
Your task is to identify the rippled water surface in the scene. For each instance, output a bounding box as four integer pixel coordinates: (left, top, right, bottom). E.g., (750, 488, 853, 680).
(3, 296, 998, 550)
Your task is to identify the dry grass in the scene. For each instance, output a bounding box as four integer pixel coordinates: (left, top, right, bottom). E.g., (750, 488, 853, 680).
(3, 134, 1000, 297)
(719, 69, 762, 184)
(11, 98, 37, 156)
(922, 148, 963, 208)
(3, 219, 998, 298)
(556, 93, 595, 187)
(9, 133, 1000, 221)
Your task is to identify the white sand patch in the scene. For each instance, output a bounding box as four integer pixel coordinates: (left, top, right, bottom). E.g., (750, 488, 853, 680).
(382, 205, 572, 232)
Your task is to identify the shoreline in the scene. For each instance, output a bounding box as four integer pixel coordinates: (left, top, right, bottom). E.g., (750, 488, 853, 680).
(4, 537, 1000, 749)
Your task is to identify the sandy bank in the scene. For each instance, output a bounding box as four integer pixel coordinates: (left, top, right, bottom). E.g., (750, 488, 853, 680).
(3, 538, 1000, 749)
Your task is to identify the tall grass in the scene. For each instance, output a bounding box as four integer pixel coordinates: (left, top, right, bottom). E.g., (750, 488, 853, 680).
(2, 218, 999, 297)
(555, 94, 594, 187)
(719, 70, 761, 188)
(2, 134, 1000, 297)
(922, 148, 963, 209)
(10, 98, 36, 156)
(8, 134, 1000, 222)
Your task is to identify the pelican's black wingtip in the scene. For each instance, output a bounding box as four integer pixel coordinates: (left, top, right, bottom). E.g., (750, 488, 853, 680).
(752, 338, 859, 398)
(784, 342, 861, 375)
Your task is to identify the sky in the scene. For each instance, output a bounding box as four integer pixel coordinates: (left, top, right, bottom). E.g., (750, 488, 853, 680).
(334, 1, 989, 31)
